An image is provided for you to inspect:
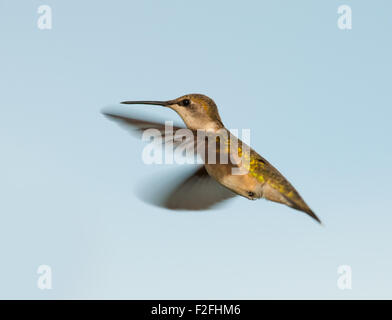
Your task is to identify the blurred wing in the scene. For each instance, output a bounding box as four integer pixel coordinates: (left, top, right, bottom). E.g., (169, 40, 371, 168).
(138, 166, 237, 210)
(103, 109, 183, 138)
(102, 108, 199, 157)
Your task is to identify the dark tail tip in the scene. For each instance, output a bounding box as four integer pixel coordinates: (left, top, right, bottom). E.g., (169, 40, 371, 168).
(283, 194, 322, 225)
(304, 208, 322, 225)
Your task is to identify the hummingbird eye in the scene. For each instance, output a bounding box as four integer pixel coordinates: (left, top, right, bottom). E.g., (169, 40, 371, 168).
(181, 99, 190, 106)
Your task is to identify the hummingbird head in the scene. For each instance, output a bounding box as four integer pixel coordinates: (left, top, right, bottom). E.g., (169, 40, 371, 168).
(121, 94, 224, 131)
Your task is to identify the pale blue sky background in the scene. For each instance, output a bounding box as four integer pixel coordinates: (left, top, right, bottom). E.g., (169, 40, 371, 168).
(0, 0, 391, 299)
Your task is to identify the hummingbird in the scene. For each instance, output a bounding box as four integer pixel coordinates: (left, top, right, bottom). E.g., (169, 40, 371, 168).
(104, 94, 321, 223)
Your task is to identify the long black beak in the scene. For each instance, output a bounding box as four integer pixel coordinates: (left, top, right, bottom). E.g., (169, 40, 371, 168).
(120, 100, 170, 106)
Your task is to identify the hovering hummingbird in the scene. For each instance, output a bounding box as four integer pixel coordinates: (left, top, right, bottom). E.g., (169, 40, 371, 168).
(104, 94, 320, 223)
